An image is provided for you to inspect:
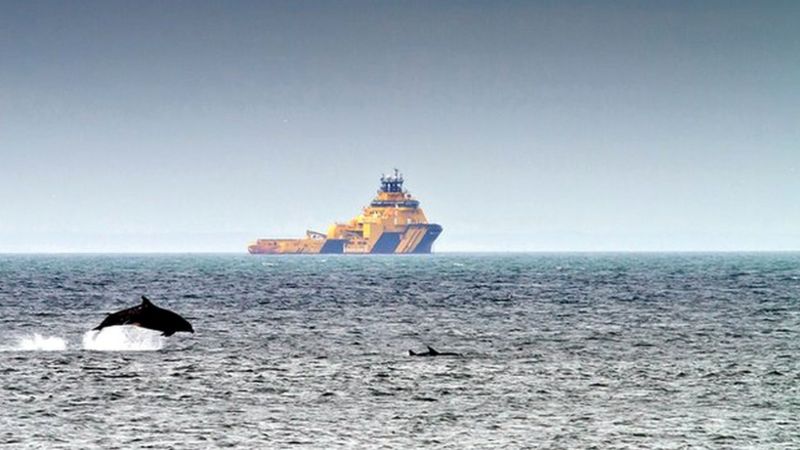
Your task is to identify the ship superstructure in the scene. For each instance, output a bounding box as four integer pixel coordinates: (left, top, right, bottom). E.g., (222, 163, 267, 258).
(248, 170, 442, 254)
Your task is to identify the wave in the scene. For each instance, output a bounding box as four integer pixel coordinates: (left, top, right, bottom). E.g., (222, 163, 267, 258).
(2, 333, 68, 351)
(1, 327, 165, 352)
(82, 326, 165, 351)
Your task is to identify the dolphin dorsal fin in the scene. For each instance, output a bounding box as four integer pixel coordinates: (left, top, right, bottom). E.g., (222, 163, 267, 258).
(141, 296, 153, 307)
(427, 346, 439, 355)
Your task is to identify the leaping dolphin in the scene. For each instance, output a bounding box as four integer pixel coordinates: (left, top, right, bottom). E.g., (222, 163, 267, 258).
(94, 296, 194, 337)
(408, 346, 461, 357)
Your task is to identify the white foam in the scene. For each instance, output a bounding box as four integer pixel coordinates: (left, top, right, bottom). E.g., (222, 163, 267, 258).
(13, 333, 68, 351)
(82, 326, 165, 351)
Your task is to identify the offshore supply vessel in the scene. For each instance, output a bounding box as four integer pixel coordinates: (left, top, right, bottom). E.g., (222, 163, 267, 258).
(248, 170, 442, 254)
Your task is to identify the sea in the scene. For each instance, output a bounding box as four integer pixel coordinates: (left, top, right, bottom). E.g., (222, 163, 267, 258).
(0, 253, 798, 449)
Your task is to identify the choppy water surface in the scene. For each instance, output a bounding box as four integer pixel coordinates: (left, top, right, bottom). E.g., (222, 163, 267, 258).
(1, 253, 798, 448)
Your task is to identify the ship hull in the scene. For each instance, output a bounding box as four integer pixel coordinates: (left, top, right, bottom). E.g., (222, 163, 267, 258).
(248, 225, 440, 255)
(409, 224, 442, 254)
(248, 239, 347, 254)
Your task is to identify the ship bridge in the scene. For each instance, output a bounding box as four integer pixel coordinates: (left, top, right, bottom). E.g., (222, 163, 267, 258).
(371, 169, 420, 208)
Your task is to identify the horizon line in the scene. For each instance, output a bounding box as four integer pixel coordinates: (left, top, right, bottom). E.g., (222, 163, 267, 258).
(1, 250, 798, 255)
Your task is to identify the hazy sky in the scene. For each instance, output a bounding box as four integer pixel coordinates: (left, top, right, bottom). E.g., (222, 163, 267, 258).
(1, 1, 798, 252)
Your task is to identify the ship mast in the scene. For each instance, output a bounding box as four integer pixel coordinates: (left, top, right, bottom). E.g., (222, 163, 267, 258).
(380, 168, 404, 193)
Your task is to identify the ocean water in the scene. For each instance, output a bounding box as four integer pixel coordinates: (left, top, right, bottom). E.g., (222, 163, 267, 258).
(1, 253, 798, 449)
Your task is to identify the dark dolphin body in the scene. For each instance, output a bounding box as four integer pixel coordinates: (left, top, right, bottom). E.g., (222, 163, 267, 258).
(94, 296, 194, 337)
(408, 346, 461, 357)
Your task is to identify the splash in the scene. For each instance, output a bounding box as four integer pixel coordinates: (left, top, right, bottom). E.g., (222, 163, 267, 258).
(13, 333, 68, 351)
(82, 326, 165, 351)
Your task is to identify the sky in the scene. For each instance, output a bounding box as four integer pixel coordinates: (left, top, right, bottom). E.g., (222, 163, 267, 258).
(1, 0, 798, 252)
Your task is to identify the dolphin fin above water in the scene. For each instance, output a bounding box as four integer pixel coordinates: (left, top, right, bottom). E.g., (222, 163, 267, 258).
(93, 296, 194, 337)
(408, 346, 460, 357)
